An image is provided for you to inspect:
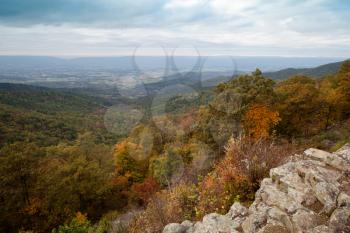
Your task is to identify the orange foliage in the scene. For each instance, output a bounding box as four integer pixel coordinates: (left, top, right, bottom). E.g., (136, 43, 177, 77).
(111, 174, 129, 187)
(196, 156, 251, 217)
(23, 197, 42, 215)
(243, 104, 281, 139)
(115, 140, 138, 153)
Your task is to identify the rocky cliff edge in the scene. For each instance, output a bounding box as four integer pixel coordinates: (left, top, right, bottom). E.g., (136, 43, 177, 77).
(163, 144, 350, 233)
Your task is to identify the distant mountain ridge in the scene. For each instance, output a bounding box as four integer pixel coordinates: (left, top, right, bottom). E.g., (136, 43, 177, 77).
(0, 57, 348, 92)
(264, 60, 349, 80)
(0, 55, 345, 72)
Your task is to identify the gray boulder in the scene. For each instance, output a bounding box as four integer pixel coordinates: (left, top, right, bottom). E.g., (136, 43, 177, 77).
(163, 223, 188, 233)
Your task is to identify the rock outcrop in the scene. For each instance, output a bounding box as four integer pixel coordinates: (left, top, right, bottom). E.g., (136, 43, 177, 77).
(163, 145, 350, 233)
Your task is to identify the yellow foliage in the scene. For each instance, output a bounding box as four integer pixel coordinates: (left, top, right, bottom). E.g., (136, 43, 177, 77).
(75, 211, 87, 224)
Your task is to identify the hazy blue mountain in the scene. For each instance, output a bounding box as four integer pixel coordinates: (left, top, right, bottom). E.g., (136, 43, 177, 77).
(264, 60, 348, 80)
(0, 56, 68, 70)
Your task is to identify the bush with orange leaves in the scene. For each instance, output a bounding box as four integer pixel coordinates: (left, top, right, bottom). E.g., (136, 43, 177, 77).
(195, 137, 298, 218)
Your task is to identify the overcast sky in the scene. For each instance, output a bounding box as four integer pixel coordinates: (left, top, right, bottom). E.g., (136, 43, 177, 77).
(0, 0, 349, 57)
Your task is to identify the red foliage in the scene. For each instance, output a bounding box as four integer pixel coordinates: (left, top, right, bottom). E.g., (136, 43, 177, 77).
(131, 177, 160, 204)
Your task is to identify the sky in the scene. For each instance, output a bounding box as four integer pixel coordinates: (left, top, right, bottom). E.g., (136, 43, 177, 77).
(0, 0, 349, 57)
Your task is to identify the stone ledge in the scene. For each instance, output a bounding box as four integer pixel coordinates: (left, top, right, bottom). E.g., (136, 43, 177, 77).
(163, 144, 350, 233)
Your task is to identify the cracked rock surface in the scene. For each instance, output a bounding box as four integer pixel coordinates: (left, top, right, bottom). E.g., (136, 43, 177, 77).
(163, 145, 350, 233)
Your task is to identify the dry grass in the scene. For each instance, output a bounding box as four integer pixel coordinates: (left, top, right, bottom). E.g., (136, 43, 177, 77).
(223, 137, 298, 188)
(128, 183, 197, 233)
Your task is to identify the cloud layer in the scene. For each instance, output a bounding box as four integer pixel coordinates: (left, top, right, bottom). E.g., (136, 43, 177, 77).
(0, 0, 349, 56)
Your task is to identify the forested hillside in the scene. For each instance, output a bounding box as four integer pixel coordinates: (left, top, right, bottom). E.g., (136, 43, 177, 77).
(0, 61, 350, 233)
(0, 85, 121, 232)
(0, 83, 118, 147)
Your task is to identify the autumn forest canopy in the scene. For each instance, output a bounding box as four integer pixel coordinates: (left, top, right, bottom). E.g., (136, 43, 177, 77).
(0, 59, 349, 233)
(1, 0, 350, 231)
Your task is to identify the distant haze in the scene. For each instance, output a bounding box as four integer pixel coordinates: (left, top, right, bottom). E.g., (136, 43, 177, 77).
(0, 56, 346, 72)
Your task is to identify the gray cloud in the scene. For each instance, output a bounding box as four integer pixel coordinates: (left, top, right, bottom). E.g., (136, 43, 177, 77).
(0, 0, 349, 57)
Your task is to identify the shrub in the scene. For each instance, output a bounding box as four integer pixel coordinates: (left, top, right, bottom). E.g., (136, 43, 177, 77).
(149, 147, 184, 186)
(196, 137, 298, 217)
(130, 177, 160, 205)
(128, 183, 198, 233)
(128, 192, 168, 233)
(52, 212, 93, 233)
(128, 138, 298, 232)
